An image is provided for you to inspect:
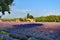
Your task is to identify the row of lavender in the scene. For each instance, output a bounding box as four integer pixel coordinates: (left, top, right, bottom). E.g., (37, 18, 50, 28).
(0, 23, 60, 40)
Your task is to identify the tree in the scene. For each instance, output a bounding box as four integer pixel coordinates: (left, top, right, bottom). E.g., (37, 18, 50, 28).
(27, 13, 30, 18)
(27, 13, 34, 19)
(0, 0, 14, 15)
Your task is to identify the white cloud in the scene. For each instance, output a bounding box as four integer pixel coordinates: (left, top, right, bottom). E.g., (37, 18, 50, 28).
(15, 9, 31, 13)
(42, 9, 60, 16)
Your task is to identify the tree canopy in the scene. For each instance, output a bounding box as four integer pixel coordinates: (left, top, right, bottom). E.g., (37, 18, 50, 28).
(26, 13, 34, 19)
(35, 15, 60, 22)
(0, 0, 14, 15)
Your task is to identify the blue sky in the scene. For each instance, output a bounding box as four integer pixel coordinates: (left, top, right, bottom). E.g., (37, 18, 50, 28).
(1, 0, 60, 18)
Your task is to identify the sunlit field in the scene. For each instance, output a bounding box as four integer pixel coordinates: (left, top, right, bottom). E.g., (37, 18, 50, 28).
(0, 22, 60, 40)
(0, 0, 60, 40)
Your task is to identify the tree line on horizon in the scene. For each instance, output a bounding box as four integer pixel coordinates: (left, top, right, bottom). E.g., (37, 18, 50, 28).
(0, 14, 60, 22)
(35, 15, 60, 22)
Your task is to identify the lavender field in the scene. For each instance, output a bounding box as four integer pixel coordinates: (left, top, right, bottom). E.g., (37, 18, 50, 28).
(0, 0, 60, 40)
(0, 22, 60, 40)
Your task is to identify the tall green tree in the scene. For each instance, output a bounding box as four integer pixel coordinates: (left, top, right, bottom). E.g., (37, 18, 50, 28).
(0, 0, 14, 15)
(27, 13, 34, 19)
(27, 13, 30, 18)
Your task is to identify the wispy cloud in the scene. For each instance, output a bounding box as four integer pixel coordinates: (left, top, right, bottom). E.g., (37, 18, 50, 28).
(41, 9, 60, 16)
(15, 9, 31, 13)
